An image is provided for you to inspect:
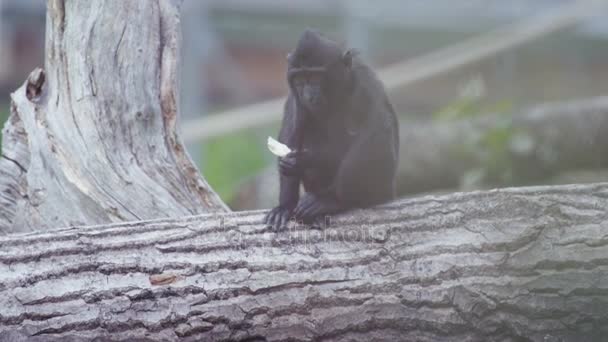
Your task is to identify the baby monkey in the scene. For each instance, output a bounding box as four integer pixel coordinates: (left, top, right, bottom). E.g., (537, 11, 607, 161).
(265, 29, 399, 230)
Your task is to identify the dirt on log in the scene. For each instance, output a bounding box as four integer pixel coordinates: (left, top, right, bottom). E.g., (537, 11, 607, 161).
(1, 183, 607, 341)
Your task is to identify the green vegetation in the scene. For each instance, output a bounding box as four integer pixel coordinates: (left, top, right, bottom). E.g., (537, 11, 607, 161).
(433, 83, 520, 189)
(201, 126, 277, 204)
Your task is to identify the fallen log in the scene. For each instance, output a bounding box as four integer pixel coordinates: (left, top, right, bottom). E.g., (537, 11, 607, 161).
(1, 183, 607, 341)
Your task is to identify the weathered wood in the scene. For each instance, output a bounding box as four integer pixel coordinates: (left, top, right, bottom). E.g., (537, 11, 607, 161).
(233, 97, 608, 210)
(1, 183, 607, 341)
(0, 0, 227, 234)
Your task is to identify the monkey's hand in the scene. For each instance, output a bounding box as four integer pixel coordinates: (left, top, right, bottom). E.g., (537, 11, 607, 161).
(264, 205, 295, 231)
(279, 150, 311, 177)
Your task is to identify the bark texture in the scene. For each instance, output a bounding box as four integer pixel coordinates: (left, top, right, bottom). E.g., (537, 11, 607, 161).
(0, 0, 227, 234)
(1, 183, 607, 342)
(233, 97, 608, 210)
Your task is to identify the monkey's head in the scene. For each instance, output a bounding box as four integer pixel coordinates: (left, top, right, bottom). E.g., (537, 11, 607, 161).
(287, 29, 354, 116)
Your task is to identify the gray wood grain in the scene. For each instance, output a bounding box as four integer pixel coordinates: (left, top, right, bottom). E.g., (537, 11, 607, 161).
(0, 0, 227, 234)
(0, 183, 607, 341)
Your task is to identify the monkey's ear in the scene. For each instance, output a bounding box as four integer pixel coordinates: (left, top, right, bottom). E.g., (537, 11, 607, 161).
(342, 49, 358, 68)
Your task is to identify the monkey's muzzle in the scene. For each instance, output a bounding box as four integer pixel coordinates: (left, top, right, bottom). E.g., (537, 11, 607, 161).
(289, 67, 326, 110)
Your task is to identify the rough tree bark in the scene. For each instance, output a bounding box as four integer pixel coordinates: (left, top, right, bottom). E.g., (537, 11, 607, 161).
(1, 183, 607, 341)
(233, 97, 608, 210)
(0, 0, 227, 234)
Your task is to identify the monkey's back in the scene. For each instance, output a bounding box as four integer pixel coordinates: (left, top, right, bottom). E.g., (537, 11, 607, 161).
(300, 60, 399, 205)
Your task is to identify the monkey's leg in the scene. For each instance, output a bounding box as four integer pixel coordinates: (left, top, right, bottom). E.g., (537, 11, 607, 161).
(334, 127, 398, 207)
(264, 174, 300, 230)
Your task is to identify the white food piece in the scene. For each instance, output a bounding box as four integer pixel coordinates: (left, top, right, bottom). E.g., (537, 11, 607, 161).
(267, 136, 292, 157)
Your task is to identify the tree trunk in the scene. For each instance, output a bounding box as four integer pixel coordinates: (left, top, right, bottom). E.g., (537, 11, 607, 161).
(0, 183, 607, 341)
(233, 97, 608, 210)
(0, 0, 227, 234)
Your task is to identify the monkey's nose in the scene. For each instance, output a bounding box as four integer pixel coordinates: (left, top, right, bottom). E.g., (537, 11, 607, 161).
(304, 92, 316, 103)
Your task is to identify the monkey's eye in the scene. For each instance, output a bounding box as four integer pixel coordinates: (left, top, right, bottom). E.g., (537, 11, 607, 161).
(293, 74, 321, 86)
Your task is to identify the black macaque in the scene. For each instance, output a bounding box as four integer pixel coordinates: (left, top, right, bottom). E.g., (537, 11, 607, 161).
(264, 29, 399, 230)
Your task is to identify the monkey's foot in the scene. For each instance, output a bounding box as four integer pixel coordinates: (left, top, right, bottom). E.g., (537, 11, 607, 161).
(293, 193, 341, 225)
(264, 206, 294, 231)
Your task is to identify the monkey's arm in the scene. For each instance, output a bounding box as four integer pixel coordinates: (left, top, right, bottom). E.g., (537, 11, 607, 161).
(265, 96, 304, 230)
(265, 174, 300, 230)
(278, 148, 330, 177)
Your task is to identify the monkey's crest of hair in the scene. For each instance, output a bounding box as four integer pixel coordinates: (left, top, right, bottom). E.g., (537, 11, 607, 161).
(291, 29, 345, 67)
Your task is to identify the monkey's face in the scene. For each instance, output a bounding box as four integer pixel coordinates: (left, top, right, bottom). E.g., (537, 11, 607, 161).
(288, 68, 326, 114)
(288, 56, 353, 116)
(287, 30, 353, 117)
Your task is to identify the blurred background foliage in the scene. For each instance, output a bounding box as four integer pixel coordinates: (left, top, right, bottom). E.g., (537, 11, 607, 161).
(202, 127, 275, 203)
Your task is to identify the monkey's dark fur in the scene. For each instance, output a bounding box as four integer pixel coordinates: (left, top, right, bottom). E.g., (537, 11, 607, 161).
(264, 29, 399, 229)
